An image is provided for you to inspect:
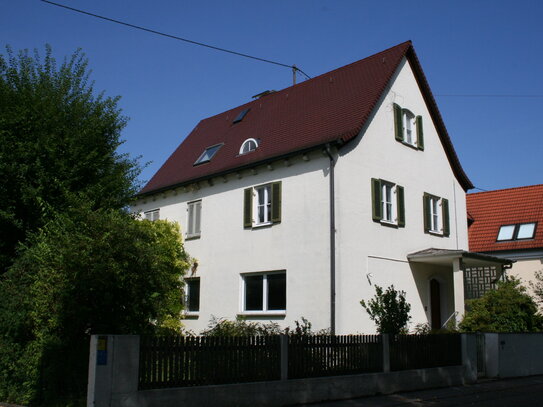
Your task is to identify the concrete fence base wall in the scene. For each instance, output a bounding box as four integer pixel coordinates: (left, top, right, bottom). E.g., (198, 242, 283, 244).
(88, 334, 477, 407)
(121, 366, 470, 407)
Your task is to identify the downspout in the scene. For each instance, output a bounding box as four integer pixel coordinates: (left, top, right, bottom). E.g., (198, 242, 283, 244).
(324, 144, 336, 335)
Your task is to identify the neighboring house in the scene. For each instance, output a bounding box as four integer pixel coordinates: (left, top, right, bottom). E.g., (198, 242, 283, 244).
(133, 41, 510, 334)
(467, 185, 543, 294)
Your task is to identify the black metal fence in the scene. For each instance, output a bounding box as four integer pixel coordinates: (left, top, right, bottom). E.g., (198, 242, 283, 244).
(389, 334, 462, 371)
(288, 335, 382, 379)
(139, 334, 462, 390)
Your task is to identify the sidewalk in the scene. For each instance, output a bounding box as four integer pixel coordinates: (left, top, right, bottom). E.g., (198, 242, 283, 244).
(297, 375, 543, 406)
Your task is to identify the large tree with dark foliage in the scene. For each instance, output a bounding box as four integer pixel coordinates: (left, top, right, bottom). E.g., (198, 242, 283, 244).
(0, 46, 189, 406)
(0, 45, 139, 273)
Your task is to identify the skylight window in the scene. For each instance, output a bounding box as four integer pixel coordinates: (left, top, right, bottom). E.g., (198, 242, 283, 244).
(497, 222, 537, 241)
(194, 144, 223, 166)
(233, 108, 250, 124)
(239, 138, 259, 155)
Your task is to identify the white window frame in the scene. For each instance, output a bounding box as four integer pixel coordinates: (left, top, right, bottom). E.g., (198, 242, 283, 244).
(497, 222, 537, 241)
(381, 182, 397, 224)
(403, 109, 417, 147)
(144, 209, 160, 221)
(186, 200, 202, 238)
(184, 278, 200, 315)
(239, 138, 259, 155)
(429, 196, 441, 233)
(254, 184, 272, 226)
(239, 271, 286, 315)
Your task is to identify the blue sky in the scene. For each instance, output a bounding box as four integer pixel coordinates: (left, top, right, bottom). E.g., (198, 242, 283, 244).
(2, 0, 542, 192)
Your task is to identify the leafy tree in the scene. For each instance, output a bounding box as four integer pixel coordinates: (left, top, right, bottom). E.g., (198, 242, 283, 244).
(460, 277, 542, 333)
(0, 205, 189, 405)
(0, 45, 140, 273)
(360, 285, 412, 334)
(529, 269, 543, 309)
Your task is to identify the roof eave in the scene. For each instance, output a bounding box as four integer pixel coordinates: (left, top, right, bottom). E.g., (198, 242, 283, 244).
(136, 140, 342, 198)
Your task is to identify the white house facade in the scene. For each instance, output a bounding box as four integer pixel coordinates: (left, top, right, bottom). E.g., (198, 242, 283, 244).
(133, 42, 509, 334)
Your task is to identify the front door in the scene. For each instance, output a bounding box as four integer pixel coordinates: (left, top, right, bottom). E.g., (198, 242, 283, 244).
(430, 279, 441, 330)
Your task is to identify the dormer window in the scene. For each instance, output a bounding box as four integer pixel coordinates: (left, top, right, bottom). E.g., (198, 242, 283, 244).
(194, 143, 223, 166)
(239, 138, 259, 155)
(497, 222, 536, 241)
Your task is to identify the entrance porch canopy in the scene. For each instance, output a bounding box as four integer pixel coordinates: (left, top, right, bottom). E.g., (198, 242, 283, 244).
(407, 248, 514, 319)
(407, 248, 514, 268)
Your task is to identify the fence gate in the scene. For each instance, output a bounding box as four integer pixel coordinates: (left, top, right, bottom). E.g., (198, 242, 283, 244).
(476, 333, 486, 377)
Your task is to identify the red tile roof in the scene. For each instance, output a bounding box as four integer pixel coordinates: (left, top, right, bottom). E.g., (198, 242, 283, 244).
(467, 185, 543, 252)
(140, 41, 472, 195)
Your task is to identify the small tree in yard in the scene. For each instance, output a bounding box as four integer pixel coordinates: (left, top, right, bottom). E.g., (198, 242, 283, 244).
(460, 277, 542, 333)
(360, 285, 412, 334)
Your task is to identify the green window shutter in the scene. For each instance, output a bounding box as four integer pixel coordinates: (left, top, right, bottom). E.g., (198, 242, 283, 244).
(397, 185, 405, 227)
(371, 178, 382, 221)
(271, 181, 282, 223)
(442, 198, 450, 237)
(423, 193, 431, 233)
(243, 188, 253, 228)
(393, 103, 403, 142)
(416, 115, 424, 150)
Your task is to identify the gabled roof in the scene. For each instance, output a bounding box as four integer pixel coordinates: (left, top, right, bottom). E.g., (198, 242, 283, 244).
(467, 185, 543, 252)
(140, 41, 472, 196)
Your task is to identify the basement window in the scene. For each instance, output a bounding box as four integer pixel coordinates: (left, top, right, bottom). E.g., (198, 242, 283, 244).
(194, 144, 223, 166)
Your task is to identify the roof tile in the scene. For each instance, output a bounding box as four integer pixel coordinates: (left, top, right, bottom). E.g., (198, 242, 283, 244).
(467, 185, 543, 252)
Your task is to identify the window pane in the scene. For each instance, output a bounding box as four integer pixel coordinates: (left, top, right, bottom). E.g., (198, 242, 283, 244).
(245, 275, 263, 310)
(497, 225, 515, 241)
(187, 280, 200, 312)
(267, 273, 286, 310)
(187, 204, 194, 235)
(517, 223, 536, 239)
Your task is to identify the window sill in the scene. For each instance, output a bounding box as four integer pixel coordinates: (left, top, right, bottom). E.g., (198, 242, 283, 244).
(251, 222, 273, 229)
(427, 230, 445, 237)
(380, 220, 399, 228)
(238, 311, 286, 317)
(183, 312, 199, 319)
(185, 234, 201, 241)
(400, 140, 420, 150)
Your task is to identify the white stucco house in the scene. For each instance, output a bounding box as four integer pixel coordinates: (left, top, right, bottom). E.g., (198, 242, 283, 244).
(132, 41, 510, 334)
(467, 185, 543, 298)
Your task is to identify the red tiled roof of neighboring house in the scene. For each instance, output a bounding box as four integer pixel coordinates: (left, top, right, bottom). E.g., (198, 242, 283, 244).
(140, 41, 473, 195)
(467, 185, 543, 252)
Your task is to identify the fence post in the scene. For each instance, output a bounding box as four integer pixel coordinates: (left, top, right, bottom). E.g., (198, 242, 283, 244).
(382, 334, 390, 373)
(280, 334, 289, 381)
(461, 333, 477, 382)
(87, 335, 140, 407)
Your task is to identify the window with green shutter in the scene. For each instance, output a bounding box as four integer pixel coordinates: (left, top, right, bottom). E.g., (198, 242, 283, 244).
(243, 181, 282, 228)
(423, 192, 449, 237)
(393, 103, 424, 150)
(371, 178, 404, 228)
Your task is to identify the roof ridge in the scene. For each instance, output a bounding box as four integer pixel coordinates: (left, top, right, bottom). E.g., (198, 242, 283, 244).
(198, 41, 413, 123)
(468, 184, 543, 197)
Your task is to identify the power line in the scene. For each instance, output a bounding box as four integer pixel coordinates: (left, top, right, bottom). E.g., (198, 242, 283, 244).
(40, 0, 311, 80)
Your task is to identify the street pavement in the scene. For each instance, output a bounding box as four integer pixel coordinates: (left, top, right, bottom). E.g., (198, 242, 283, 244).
(297, 375, 543, 406)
